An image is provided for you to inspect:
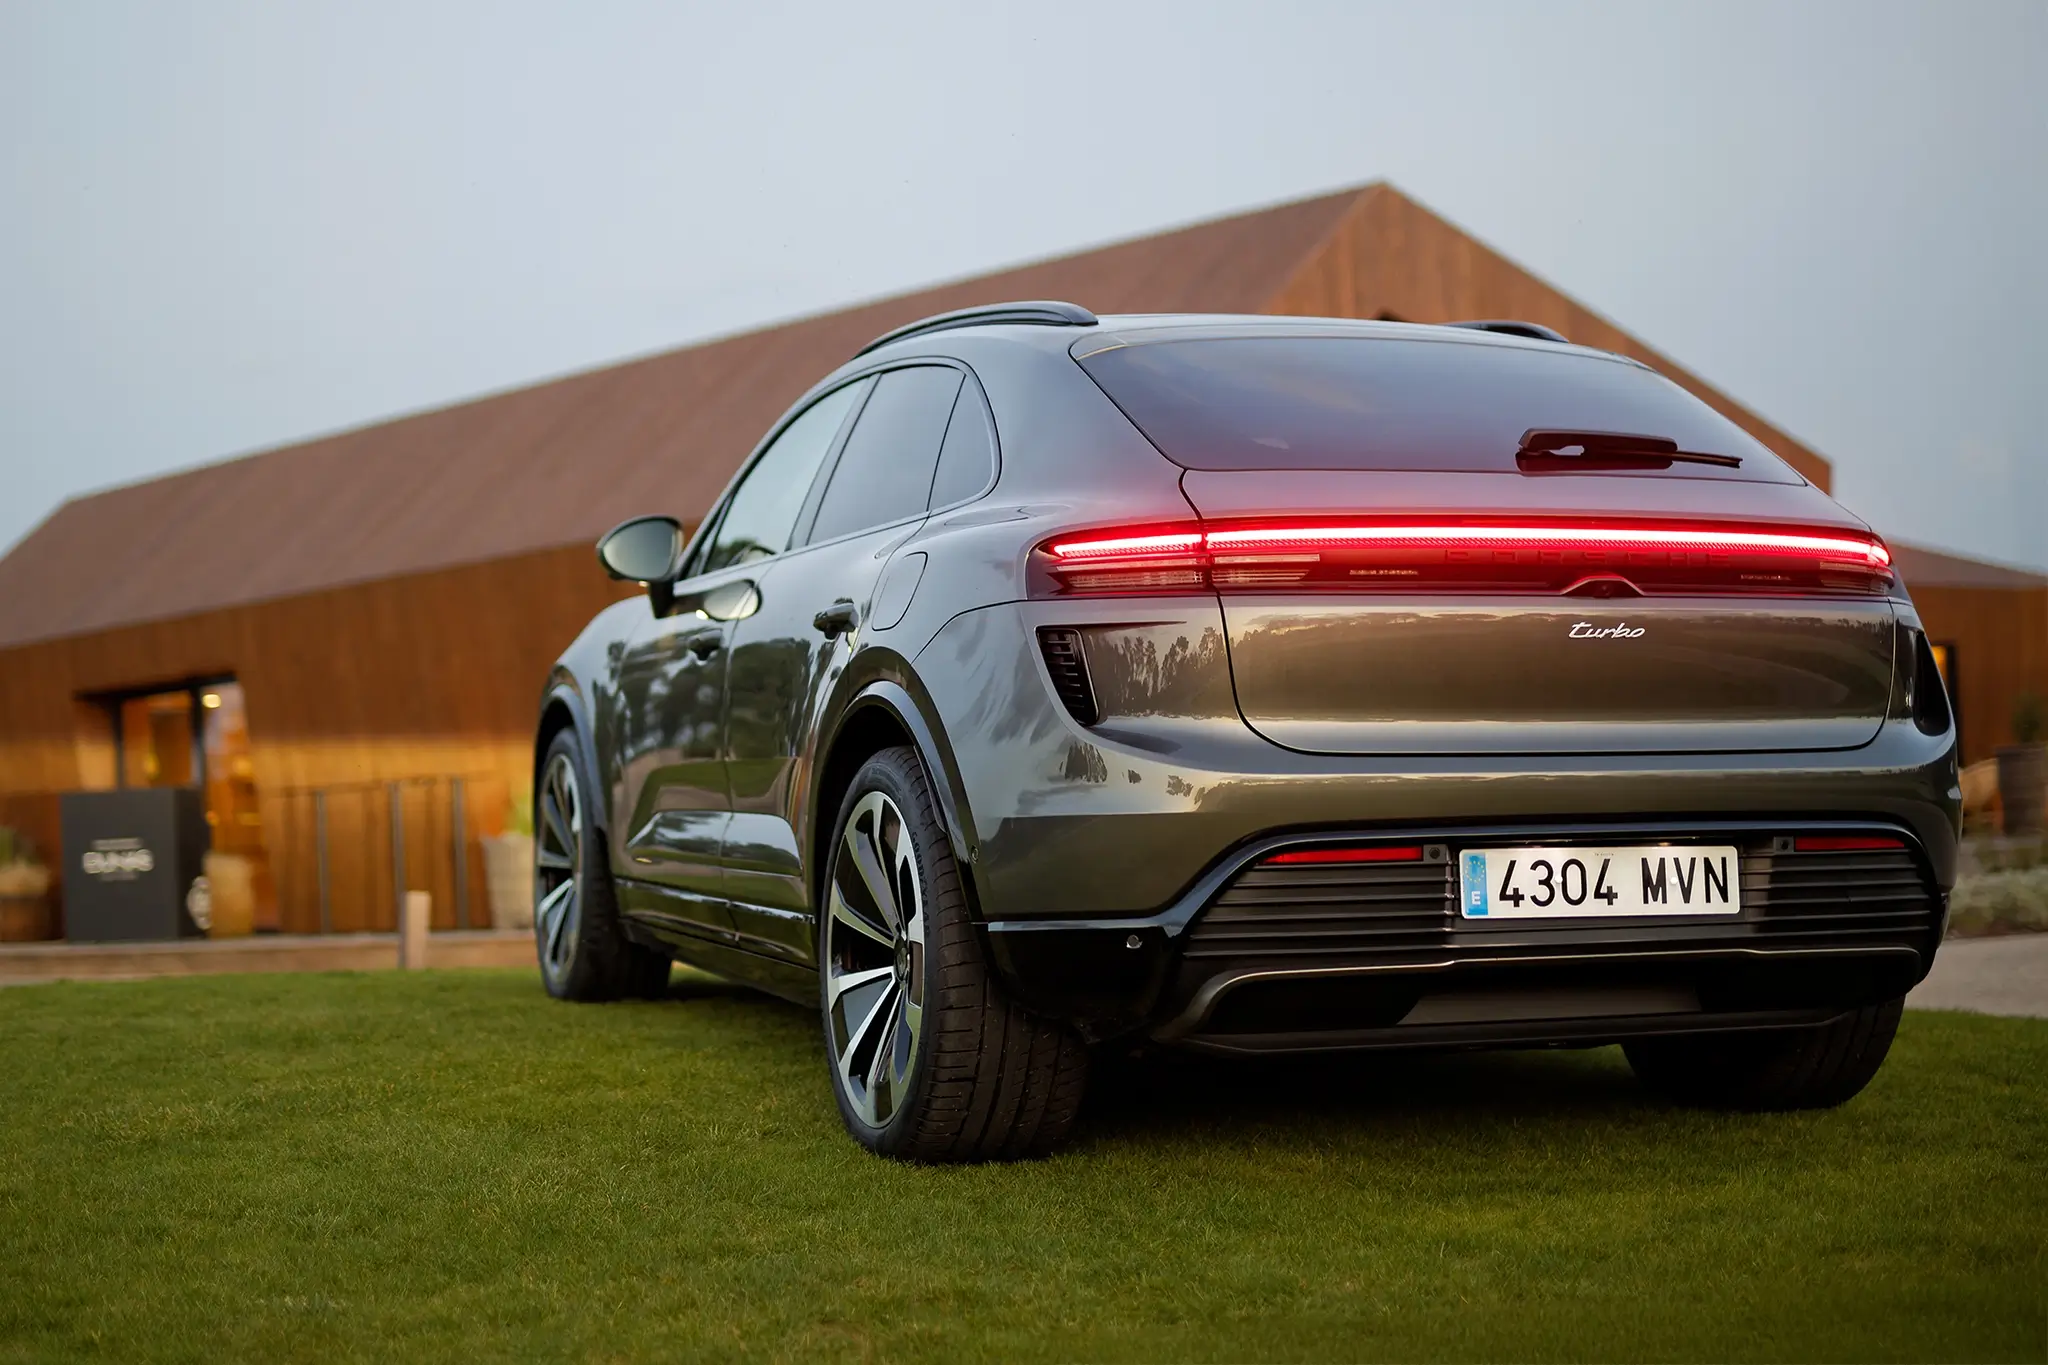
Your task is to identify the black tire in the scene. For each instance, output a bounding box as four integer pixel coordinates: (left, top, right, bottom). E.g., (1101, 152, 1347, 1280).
(1623, 996, 1904, 1110)
(533, 727, 671, 1002)
(819, 745, 1088, 1161)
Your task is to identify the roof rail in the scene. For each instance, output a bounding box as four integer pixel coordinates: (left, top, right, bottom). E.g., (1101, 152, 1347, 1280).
(1444, 319, 1569, 344)
(855, 300, 1098, 357)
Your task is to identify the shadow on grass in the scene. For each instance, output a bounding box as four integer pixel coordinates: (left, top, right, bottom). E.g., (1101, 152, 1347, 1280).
(1081, 1045, 1652, 1138)
(648, 970, 1668, 1150)
(658, 969, 766, 1006)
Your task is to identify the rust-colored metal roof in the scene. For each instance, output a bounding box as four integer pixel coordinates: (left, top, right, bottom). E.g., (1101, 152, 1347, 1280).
(18, 180, 2008, 652)
(0, 189, 1358, 649)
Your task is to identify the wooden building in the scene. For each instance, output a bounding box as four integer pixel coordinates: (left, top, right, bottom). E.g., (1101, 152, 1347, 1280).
(2, 182, 2041, 935)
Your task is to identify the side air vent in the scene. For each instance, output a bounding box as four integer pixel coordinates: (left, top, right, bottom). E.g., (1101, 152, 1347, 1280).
(1912, 632, 1953, 736)
(1036, 627, 1098, 725)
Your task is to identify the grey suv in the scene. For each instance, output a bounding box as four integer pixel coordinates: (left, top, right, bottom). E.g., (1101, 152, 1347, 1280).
(533, 303, 1958, 1160)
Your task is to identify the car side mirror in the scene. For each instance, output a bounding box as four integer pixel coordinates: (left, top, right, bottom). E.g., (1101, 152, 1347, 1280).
(597, 516, 683, 584)
(597, 515, 687, 616)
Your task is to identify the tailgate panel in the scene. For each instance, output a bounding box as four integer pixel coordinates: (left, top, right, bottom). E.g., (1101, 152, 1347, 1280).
(1223, 597, 1896, 755)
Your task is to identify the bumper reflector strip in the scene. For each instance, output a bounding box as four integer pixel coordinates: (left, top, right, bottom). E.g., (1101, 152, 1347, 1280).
(1265, 845, 1425, 865)
(1793, 835, 1907, 852)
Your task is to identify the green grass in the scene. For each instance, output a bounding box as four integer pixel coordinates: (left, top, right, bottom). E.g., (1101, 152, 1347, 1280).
(1, 972, 2042, 1363)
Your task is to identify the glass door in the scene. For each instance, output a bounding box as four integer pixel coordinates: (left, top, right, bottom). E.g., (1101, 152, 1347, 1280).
(111, 678, 276, 932)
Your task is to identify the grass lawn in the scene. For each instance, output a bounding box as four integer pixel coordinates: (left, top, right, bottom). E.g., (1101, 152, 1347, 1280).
(1, 970, 2042, 1363)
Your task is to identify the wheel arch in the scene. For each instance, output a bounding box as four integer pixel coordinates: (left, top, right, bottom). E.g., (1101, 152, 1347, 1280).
(535, 673, 607, 836)
(809, 679, 980, 923)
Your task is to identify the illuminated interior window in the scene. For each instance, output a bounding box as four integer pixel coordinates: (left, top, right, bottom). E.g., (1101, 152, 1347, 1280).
(118, 690, 196, 788)
(101, 677, 275, 931)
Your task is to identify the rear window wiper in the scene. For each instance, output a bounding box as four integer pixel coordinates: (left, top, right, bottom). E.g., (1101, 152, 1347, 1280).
(1517, 429, 1742, 472)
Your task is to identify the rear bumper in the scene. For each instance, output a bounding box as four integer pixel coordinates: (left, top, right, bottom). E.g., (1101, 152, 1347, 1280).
(983, 817, 1948, 1051)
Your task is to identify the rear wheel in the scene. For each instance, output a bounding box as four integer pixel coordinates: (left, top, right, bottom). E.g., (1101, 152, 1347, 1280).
(533, 728, 670, 1001)
(820, 746, 1088, 1161)
(1624, 996, 1904, 1110)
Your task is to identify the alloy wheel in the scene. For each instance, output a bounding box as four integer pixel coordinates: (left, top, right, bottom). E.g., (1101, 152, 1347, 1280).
(823, 790, 927, 1128)
(534, 752, 583, 977)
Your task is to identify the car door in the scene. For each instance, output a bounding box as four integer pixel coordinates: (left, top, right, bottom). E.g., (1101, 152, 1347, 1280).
(721, 363, 968, 961)
(609, 377, 872, 943)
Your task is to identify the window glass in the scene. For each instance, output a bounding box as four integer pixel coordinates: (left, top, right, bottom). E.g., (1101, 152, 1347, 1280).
(112, 679, 276, 932)
(1077, 336, 1800, 481)
(928, 377, 998, 508)
(119, 690, 194, 787)
(198, 681, 276, 932)
(702, 380, 869, 572)
(806, 366, 963, 545)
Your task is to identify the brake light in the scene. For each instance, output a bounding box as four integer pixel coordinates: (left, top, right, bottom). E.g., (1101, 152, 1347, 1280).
(1038, 519, 1893, 597)
(1264, 845, 1425, 865)
(1793, 835, 1906, 852)
(1043, 527, 1206, 593)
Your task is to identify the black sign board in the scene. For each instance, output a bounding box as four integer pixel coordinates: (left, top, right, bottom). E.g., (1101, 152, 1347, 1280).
(60, 789, 210, 942)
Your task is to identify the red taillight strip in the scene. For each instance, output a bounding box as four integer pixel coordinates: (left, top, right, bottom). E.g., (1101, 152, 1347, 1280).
(1265, 845, 1425, 865)
(1206, 524, 1891, 567)
(1047, 530, 1203, 560)
(1040, 518, 1894, 599)
(1793, 835, 1907, 852)
(1048, 522, 1891, 568)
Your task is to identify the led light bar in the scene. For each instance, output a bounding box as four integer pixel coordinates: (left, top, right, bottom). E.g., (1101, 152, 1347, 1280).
(1201, 524, 1892, 568)
(1039, 519, 1894, 598)
(1046, 530, 1203, 559)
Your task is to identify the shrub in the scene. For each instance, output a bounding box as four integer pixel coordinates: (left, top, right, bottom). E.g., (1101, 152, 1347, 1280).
(1948, 867, 2048, 937)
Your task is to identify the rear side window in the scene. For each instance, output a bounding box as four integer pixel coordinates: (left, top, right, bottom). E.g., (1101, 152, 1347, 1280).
(700, 379, 869, 572)
(1076, 336, 1800, 481)
(806, 365, 964, 544)
(928, 376, 998, 508)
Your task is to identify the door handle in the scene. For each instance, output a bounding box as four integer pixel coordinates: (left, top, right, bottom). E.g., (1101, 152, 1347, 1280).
(813, 600, 859, 639)
(680, 627, 724, 659)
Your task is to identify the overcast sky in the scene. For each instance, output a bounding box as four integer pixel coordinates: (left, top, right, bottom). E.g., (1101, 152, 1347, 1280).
(3, 1, 2043, 570)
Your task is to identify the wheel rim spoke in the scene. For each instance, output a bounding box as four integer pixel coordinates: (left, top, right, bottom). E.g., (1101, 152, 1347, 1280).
(864, 988, 903, 1121)
(538, 878, 575, 965)
(827, 963, 894, 1006)
(839, 979, 897, 1091)
(842, 820, 901, 931)
(828, 884, 893, 949)
(541, 787, 573, 855)
(534, 753, 584, 977)
(823, 788, 930, 1130)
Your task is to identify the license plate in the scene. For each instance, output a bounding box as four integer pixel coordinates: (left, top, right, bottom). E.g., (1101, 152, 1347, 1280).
(1458, 845, 1741, 919)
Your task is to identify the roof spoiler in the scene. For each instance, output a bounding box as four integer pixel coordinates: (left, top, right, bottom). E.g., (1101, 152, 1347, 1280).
(855, 301, 1098, 358)
(1444, 319, 1569, 344)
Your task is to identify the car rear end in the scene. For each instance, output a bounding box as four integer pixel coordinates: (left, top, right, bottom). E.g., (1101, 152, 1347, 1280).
(955, 319, 1958, 1058)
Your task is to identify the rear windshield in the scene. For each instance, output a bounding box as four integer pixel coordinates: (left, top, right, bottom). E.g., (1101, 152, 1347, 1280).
(1075, 335, 1800, 481)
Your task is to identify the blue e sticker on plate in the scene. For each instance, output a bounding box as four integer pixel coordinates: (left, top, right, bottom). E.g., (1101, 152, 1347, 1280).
(1461, 851, 1489, 916)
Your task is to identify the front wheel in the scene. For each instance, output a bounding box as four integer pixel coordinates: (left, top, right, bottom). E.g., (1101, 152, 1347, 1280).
(533, 727, 671, 1002)
(820, 746, 1088, 1161)
(1624, 996, 1904, 1110)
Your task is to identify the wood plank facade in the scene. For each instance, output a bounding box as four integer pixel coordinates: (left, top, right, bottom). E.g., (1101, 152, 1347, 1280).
(0, 546, 636, 932)
(2, 182, 2039, 936)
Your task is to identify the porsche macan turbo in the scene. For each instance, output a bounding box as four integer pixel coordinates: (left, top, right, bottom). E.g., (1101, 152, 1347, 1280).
(530, 303, 1958, 1159)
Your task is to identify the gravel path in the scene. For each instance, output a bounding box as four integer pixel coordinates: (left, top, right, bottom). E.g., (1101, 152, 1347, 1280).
(1909, 935, 2048, 1019)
